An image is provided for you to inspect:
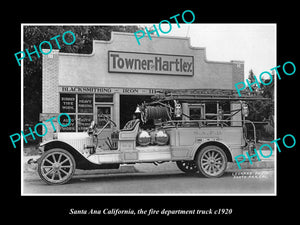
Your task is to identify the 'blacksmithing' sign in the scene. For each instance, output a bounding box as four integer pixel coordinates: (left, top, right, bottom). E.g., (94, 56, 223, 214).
(108, 51, 194, 76)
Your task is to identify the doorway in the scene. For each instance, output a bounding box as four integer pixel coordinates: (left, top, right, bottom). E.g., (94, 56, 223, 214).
(120, 95, 152, 129)
(96, 105, 113, 129)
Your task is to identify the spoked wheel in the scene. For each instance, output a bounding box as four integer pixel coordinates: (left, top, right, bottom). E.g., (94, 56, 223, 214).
(176, 160, 198, 173)
(196, 145, 227, 178)
(38, 148, 76, 185)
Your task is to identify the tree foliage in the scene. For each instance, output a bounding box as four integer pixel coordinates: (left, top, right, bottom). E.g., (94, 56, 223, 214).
(245, 69, 275, 140)
(23, 25, 142, 125)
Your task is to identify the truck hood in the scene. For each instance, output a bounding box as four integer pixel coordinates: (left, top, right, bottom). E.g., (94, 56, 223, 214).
(57, 132, 90, 140)
(40, 132, 93, 152)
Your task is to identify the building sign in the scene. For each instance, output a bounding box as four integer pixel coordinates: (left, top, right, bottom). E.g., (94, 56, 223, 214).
(61, 86, 112, 93)
(60, 86, 167, 95)
(108, 51, 194, 76)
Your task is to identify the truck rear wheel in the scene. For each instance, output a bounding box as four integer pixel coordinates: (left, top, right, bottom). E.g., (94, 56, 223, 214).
(38, 148, 76, 185)
(196, 145, 227, 178)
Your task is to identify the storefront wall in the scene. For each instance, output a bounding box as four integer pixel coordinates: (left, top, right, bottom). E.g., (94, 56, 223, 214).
(58, 32, 242, 90)
(41, 32, 244, 142)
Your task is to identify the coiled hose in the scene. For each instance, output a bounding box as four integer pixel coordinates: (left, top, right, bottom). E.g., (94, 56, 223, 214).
(141, 106, 171, 122)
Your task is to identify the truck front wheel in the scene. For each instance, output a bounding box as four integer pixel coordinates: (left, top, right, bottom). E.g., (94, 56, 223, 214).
(38, 148, 76, 185)
(196, 145, 227, 178)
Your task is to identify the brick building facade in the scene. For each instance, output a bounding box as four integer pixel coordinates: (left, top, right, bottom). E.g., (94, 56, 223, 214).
(40, 32, 244, 142)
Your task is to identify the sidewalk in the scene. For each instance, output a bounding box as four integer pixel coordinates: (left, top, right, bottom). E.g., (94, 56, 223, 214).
(235, 143, 275, 170)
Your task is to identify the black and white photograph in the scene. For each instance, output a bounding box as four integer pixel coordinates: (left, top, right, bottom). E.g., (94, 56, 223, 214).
(20, 23, 276, 195)
(5, 6, 298, 220)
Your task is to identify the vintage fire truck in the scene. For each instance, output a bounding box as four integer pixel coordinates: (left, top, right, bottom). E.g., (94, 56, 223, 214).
(35, 93, 259, 185)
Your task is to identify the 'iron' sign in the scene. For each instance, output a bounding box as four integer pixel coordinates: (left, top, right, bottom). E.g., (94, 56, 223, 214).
(108, 51, 194, 76)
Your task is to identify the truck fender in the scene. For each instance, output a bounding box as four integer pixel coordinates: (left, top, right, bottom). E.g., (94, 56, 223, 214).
(39, 140, 119, 170)
(192, 141, 233, 162)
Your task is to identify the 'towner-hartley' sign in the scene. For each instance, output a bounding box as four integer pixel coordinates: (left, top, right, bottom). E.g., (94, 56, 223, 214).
(108, 51, 194, 76)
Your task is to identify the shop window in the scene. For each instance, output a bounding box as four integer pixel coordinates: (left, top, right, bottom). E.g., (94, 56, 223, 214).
(58, 93, 114, 132)
(78, 94, 93, 113)
(220, 101, 230, 113)
(60, 93, 76, 113)
(205, 102, 217, 114)
(96, 106, 112, 129)
(189, 104, 204, 120)
(95, 94, 113, 102)
(188, 102, 232, 126)
(60, 114, 76, 132)
(78, 115, 93, 132)
(60, 93, 94, 132)
(219, 101, 231, 122)
(204, 102, 217, 122)
(60, 93, 76, 132)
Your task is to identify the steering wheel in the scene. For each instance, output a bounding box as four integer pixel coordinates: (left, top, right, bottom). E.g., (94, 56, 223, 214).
(100, 114, 117, 128)
(87, 115, 117, 137)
